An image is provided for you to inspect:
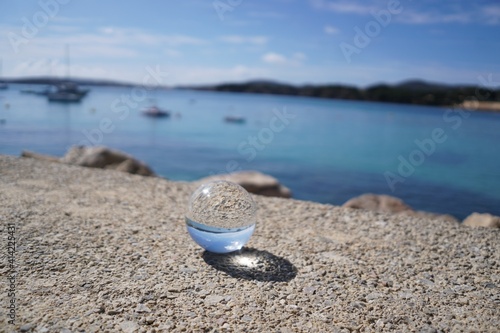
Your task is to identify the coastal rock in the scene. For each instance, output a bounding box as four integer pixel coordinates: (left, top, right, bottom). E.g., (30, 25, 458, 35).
(463, 213, 500, 228)
(343, 194, 459, 223)
(197, 171, 292, 198)
(60, 146, 155, 176)
(21, 150, 60, 163)
(22, 146, 155, 177)
(343, 194, 412, 213)
(63, 146, 121, 167)
(114, 157, 154, 176)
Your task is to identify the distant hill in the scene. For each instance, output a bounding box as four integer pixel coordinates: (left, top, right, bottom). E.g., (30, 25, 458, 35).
(395, 79, 451, 91)
(188, 80, 500, 107)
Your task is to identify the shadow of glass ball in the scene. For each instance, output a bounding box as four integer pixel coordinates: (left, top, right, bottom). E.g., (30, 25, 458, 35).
(202, 247, 297, 282)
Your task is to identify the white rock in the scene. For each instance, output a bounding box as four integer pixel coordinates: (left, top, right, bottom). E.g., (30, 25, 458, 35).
(463, 213, 500, 228)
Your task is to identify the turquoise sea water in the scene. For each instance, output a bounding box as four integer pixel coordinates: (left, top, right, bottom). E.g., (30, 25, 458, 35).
(1, 84, 499, 219)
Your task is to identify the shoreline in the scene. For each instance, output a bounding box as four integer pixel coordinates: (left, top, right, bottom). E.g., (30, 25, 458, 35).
(455, 101, 500, 112)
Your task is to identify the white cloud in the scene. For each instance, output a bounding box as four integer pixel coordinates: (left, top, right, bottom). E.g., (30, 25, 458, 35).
(311, 0, 500, 26)
(96, 27, 208, 46)
(311, 0, 375, 15)
(219, 35, 269, 45)
(324, 25, 340, 35)
(396, 11, 470, 25)
(481, 5, 500, 25)
(395, 7, 500, 25)
(262, 52, 288, 65)
(164, 49, 182, 57)
(261, 52, 306, 66)
(160, 34, 208, 46)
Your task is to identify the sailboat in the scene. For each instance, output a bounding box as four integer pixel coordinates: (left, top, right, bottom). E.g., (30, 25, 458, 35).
(142, 96, 170, 118)
(0, 59, 7, 90)
(142, 105, 170, 118)
(47, 45, 89, 102)
(47, 82, 89, 102)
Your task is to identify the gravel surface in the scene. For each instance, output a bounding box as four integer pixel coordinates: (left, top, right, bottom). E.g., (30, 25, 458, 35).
(1, 155, 499, 332)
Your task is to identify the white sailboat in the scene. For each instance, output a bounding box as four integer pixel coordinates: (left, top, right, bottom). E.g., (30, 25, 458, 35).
(47, 45, 89, 102)
(142, 97, 170, 118)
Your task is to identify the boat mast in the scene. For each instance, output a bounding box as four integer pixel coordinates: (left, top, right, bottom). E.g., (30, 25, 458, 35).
(0, 57, 6, 85)
(65, 44, 70, 79)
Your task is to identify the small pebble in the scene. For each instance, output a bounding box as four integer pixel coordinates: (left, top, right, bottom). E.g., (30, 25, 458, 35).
(107, 309, 121, 315)
(20, 324, 34, 332)
(205, 295, 225, 305)
(136, 303, 151, 313)
(120, 321, 139, 333)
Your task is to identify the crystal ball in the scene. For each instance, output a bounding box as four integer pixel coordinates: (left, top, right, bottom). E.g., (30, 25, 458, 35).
(186, 180, 257, 253)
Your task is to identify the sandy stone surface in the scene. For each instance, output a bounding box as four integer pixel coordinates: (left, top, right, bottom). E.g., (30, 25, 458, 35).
(0, 155, 499, 332)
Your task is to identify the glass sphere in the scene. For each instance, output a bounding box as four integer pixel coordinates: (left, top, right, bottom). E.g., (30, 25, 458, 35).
(186, 180, 257, 253)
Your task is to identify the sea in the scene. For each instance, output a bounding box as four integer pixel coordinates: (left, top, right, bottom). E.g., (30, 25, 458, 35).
(1, 84, 499, 220)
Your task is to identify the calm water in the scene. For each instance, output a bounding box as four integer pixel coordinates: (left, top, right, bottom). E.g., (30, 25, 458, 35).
(1, 84, 499, 219)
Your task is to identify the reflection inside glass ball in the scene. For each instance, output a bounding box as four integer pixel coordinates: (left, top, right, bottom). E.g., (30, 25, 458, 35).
(186, 180, 257, 253)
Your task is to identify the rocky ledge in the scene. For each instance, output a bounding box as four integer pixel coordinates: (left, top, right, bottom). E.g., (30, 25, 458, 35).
(0, 155, 498, 332)
(21, 146, 155, 177)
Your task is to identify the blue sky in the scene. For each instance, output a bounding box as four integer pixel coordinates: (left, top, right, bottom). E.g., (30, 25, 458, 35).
(1, 0, 499, 87)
